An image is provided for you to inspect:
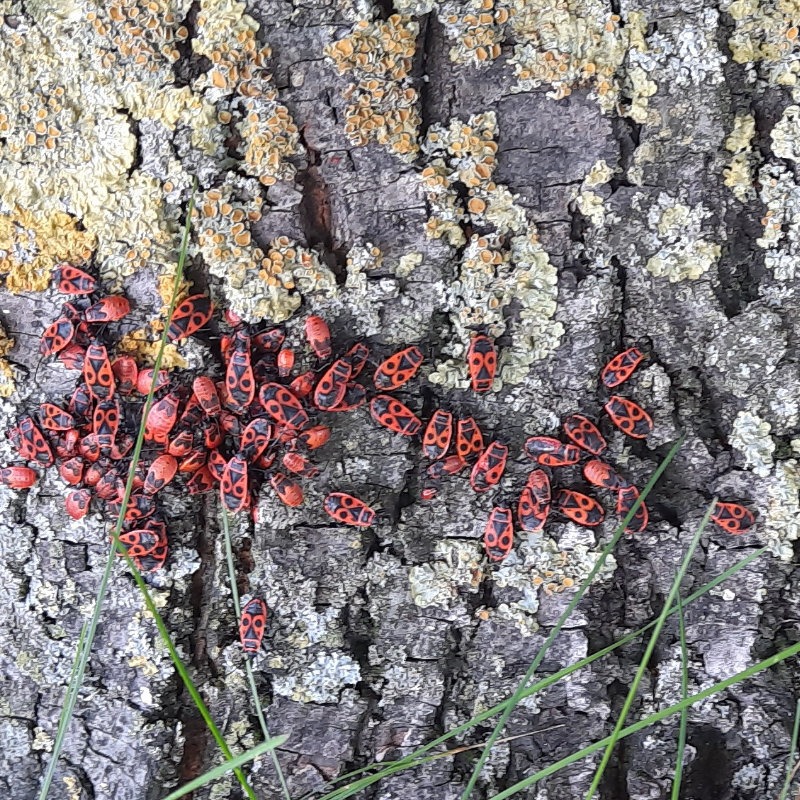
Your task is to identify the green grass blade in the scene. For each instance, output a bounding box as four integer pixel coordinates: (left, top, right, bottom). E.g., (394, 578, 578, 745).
(585, 499, 714, 798)
(460, 436, 684, 800)
(39, 183, 255, 800)
(493, 637, 800, 800)
(316, 544, 766, 800)
(779, 699, 800, 800)
(161, 735, 288, 800)
(221, 507, 292, 800)
(671, 592, 689, 800)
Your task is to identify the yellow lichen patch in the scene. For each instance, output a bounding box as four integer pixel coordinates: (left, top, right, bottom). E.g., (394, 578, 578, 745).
(0, 206, 95, 293)
(325, 14, 421, 159)
(438, 0, 510, 66)
(722, 0, 800, 87)
(724, 113, 757, 202)
(193, 0, 301, 184)
(117, 328, 187, 370)
(194, 182, 337, 322)
(508, 2, 648, 114)
(421, 112, 562, 388)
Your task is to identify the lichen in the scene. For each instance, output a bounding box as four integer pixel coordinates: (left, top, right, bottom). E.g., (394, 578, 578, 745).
(421, 113, 563, 389)
(759, 459, 800, 561)
(638, 192, 721, 282)
(437, 0, 508, 66)
(325, 14, 420, 159)
(722, 0, 800, 91)
(193, 179, 337, 322)
(729, 410, 776, 478)
(271, 650, 361, 703)
(724, 113, 757, 202)
(0, 205, 95, 293)
(508, 2, 649, 115)
(408, 540, 483, 609)
(116, 329, 187, 371)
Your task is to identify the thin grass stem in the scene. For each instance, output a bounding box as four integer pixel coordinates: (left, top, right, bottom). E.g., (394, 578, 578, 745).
(460, 437, 684, 800)
(584, 499, 714, 798)
(670, 592, 689, 800)
(779, 699, 800, 800)
(221, 507, 292, 800)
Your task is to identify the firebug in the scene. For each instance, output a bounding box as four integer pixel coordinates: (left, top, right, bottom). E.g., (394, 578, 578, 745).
(601, 348, 644, 388)
(111, 356, 139, 394)
(563, 414, 607, 456)
(83, 295, 131, 323)
(342, 342, 369, 378)
(0, 466, 37, 489)
(422, 409, 453, 460)
(271, 472, 304, 507)
(314, 359, 352, 410)
(470, 442, 508, 493)
(240, 598, 268, 655)
(277, 347, 295, 378)
(305, 315, 332, 360)
(373, 346, 424, 391)
(426, 454, 464, 479)
(583, 459, 628, 491)
(370, 395, 422, 436)
(710, 502, 755, 534)
(456, 417, 483, 462)
(53, 264, 96, 295)
(259, 383, 310, 429)
(323, 492, 376, 527)
(221, 454, 249, 513)
(467, 335, 496, 393)
(554, 489, 605, 527)
(83, 343, 116, 400)
(40, 317, 75, 357)
(604, 396, 653, 439)
(517, 469, 550, 532)
(144, 454, 178, 495)
(65, 488, 91, 520)
(167, 294, 213, 342)
(38, 403, 74, 431)
(484, 507, 514, 562)
(617, 486, 648, 534)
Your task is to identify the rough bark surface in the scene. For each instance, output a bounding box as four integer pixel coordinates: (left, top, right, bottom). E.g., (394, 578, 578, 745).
(2, 1, 800, 800)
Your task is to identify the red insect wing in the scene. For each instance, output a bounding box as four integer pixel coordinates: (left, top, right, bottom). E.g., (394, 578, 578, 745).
(422, 409, 453, 460)
(282, 451, 320, 478)
(369, 395, 422, 436)
(54, 264, 96, 295)
(58, 344, 86, 370)
(192, 375, 221, 416)
(110, 356, 138, 395)
(271, 472, 304, 507)
(240, 598, 268, 654)
(135, 540, 169, 573)
(180, 395, 204, 429)
(342, 342, 370, 378)
(373, 346, 424, 391)
(221, 454, 249, 513)
(305, 315, 332, 360)
(467, 335, 497, 393)
(524, 436, 562, 458)
(616, 486, 648, 533)
(59, 457, 84, 485)
(93, 398, 120, 448)
(111, 433, 134, 460)
(187, 466, 215, 495)
(118, 529, 161, 558)
(289, 370, 316, 399)
(328, 382, 367, 412)
(604, 396, 654, 439)
(123, 493, 156, 523)
(470, 442, 508, 493)
(167, 429, 194, 457)
(178, 448, 206, 473)
(167, 294, 213, 342)
(555, 489, 605, 527)
(259, 383, 310, 429)
(252, 328, 285, 353)
(484, 507, 514, 562)
(18, 417, 54, 466)
(420, 487, 438, 501)
(314, 359, 352, 410)
(426, 454, 464, 479)
(583, 459, 628, 491)
(710, 502, 755, 534)
(518, 469, 551, 531)
(277, 347, 295, 378)
(225, 345, 256, 411)
(136, 368, 170, 395)
(323, 492, 376, 527)
(297, 424, 331, 450)
(601, 348, 643, 388)
(40, 317, 76, 356)
(95, 470, 124, 502)
(83, 295, 131, 323)
(527, 440, 582, 468)
(83, 460, 104, 487)
(146, 392, 180, 437)
(0, 466, 37, 489)
(207, 450, 226, 482)
(83, 343, 116, 400)
(78, 433, 101, 462)
(240, 418, 273, 462)
(202, 418, 222, 450)
(65, 488, 91, 520)
(39, 402, 75, 431)
(563, 414, 607, 455)
(144, 454, 178, 495)
(456, 417, 484, 462)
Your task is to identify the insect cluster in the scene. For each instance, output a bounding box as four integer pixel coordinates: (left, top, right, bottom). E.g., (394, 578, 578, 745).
(0, 266, 757, 654)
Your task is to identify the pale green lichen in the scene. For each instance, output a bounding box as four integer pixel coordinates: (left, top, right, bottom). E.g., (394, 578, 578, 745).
(722, 0, 800, 91)
(409, 540, 483, 609)
(729, 410, 776, 478)
(325, 14, 420, 159)
(421, 112, 563, 388)
(724, 113, 757, 202)
(271, 651, 361, 703)
(640, 193, 721, 282)
(771, 104, 800, 162)
(756, 162, 800, 283)
(759, 460, 800, 561)
(573, 159, 615, 227)
(437, 0, 508, 66)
